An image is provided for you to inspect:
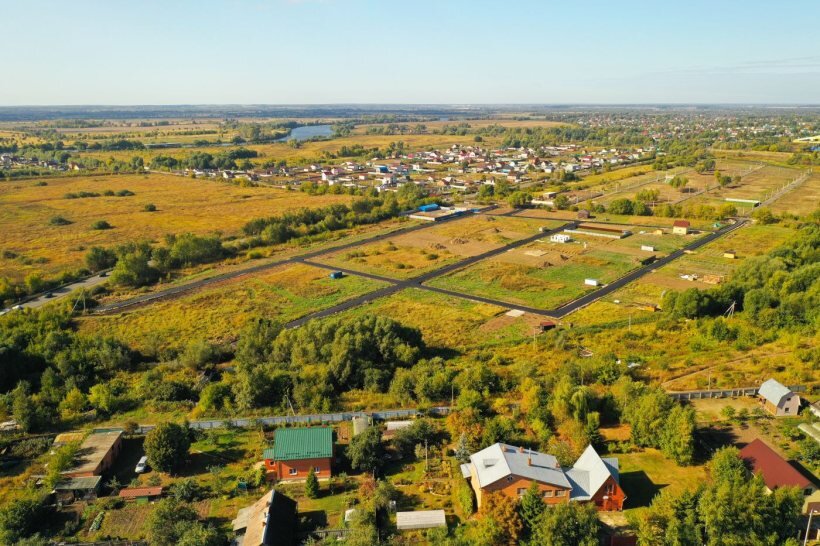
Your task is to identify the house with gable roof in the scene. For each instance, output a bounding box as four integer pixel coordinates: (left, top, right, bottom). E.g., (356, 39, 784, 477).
(758, 378, 801, 416)
(461, 443, 625, 511)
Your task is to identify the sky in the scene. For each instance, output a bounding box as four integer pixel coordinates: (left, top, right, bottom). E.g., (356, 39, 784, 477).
(3, 0, 820, 105)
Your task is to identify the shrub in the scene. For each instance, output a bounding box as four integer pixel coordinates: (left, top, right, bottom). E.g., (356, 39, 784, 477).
(143, 203, 157, 212)
(49, 215, 72, 226)
(91, 220, 112, 230)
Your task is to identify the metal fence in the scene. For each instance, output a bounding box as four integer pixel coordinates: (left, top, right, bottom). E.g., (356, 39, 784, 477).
(668, 385, 805, 401)
(136, 406, 451, 434)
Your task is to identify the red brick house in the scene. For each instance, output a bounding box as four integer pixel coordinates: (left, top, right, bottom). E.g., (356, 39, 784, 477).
(462, 443, 625, 511)
(263, 427, 333, 482)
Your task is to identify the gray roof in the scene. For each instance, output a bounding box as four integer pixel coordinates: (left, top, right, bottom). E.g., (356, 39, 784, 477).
(759, 379, 793, 407)
(468, 443, 571, 489)
(565, 445, 619, 501)
(396, 510, 446, 530)
(54, 475, 102, 491)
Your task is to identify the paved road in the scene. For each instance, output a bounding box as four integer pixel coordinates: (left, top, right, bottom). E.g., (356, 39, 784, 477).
(286, 218, 746, 327)
(92, 207, 496, 314)
(8, 272, 111, 312)
(285, 223, 575, 327)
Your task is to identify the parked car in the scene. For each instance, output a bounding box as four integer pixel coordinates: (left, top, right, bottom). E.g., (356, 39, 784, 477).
(135, 456, 149, 474)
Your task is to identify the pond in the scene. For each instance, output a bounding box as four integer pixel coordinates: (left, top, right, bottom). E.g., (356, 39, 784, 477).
(276, 124, 333, 142)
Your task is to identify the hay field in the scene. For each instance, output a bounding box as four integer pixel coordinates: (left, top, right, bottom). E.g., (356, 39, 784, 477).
(0, 173, 352, 281)
(76, 263, 386, 353)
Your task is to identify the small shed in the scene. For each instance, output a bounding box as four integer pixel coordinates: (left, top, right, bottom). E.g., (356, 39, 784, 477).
(758, 379, 801, 416)
(584, 279, 600, 287)
(723, 250, 737, 259)
(53, 476, 102, 503)
(351, 416, 372, 437)
(551, 234, 571, 244)
(672, 220, 691, 235)
(396, 510, 447, 531)
(640, 245, 655, 252)
(119, 486, 163, 502)
(539, 321, 557, 332)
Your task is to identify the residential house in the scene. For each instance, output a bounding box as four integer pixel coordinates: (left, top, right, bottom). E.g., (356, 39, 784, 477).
(740, 439, 816, 496)
(758, 379, 801, 416)
(263, 427, 333, 482)
(672, 220, 691, 235)
(462, 443, 625, 511)
(61, 429, 123, 478)
(232, 489, 297, 546)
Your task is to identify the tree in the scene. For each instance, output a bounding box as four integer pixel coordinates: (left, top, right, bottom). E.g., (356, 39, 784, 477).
(88, 383, 115, 414)
(659, 404, 696, 465)
(85, 246, 117, 272)
(607, 198, 634, 215)
(305, 467, 319, 498)
(144, 422, 191, 474)
(519, 482, 546, 537)
(347, 425, 383, 472)
(507, 191, 532, 208)
(11, 382, 36, 433)
(58, 387, 87, 418)
(476, 492, 523, 545)
(0, 495, 49, 544)
(532, 501, 599, 546)
(669, 175, 689, 192)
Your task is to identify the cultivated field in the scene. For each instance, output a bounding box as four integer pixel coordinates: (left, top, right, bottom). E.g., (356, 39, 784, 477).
(77, 263, 387, 353)
(0, 173, 352, 281)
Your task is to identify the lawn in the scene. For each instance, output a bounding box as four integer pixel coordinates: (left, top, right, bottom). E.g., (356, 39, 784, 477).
(77, 263, 388, 352)
(0, 172, 352, 281)
(612, 448, 707, 513)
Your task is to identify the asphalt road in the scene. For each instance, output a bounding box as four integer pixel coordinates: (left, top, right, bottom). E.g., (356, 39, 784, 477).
(92, 207, 497, 314)
(285, 218, 747, 327)
(9, 272, 110, 311)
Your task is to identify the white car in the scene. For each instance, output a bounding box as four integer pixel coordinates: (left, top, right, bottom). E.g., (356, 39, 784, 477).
(135, 456, 149, 474)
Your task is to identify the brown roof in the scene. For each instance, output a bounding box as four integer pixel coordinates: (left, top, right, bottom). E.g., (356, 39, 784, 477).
(119, 486, 163, 498)
(739, 439, 813, 490)
(62, 430, 122, 477)
(673, 220, 691, 227)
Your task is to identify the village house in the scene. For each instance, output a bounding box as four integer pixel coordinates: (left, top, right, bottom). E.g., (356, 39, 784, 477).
(758, 379, 801, 416)
(672, 220, 691, 235)
(263, 427, 333, 482)
(740, 439, 816, 496)
(462, 443, 625, 511)
(232, 489, 297, 546)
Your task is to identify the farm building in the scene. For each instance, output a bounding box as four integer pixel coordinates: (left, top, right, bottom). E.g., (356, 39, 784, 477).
(396, 510, 447, 531)
(263, 427, 333, 482)
(232, 489, 297, 546)
(565, 223, 632, 239)
(758, 379, 801, 416)
(408, 206, 466, 222)
(462, 443, 625, 511)
(672, 220, 691, 235)
(740, 439, 816, 496)
(61, 429, 123, 478)
(550, 234, 572, 244)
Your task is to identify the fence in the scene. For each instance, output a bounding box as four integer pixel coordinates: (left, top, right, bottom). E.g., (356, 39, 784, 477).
(668, 385, 805, 401)
(136, 406, 452, 434)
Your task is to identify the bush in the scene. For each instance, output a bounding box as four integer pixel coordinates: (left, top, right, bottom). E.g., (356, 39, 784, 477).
(85, 246, 117, 272)
(144, 422, 192, 474)
(91, 220, 112, 230)
(49, 215, 72, 226)
(143, 203, 157, 212)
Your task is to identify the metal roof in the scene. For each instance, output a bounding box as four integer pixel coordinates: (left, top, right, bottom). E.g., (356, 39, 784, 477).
(468, 443, 571, 489)
(740, 439, 813, 491)
(566, 445, 619, 501)
(54, 475, 102, 491)
(272, 427, 332, 461)
(396, 510, 447, 530)
(759, 379, 793, 407)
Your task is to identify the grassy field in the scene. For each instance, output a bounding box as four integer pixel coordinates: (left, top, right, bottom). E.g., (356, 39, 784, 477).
(77, 263, 387, 352)
(613, 448, 707, 513)
(0, 173, 352, 281)
(315, 239, 460, 279)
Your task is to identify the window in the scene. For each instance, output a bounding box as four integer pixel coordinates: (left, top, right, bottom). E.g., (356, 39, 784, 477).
(543, 490, 554, 498)
(517, 488, 526, 496)
(555, 490, 566, 497)
(805, 488, 814, 496)
(314, 467, 321, 473)
(289, 468, 298, 476)
(506, 476, 514, 483)
(606, 483, 615, 495)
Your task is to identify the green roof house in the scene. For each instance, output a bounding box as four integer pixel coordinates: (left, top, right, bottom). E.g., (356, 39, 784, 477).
(263, 427, 333, 482)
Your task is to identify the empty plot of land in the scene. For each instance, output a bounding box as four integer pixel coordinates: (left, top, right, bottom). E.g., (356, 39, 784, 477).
(313, 239, 461, 280)
(0, 173, 352, 281)
(769, 172, 820, 215)
(77, 263, 387, 352)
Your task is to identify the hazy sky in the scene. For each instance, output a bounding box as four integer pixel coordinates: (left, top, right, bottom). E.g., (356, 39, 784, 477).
(3, 0, 820, 105)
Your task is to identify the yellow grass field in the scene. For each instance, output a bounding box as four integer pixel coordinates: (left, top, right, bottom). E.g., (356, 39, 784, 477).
(770, 172, 820, 215)
(77, 263, 387, 353)
(0, 173, 352, 281)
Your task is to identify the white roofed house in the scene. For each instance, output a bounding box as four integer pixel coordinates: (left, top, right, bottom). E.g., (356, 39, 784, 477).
(758, 379, 801, 416)
(461, 443, 625, 511)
